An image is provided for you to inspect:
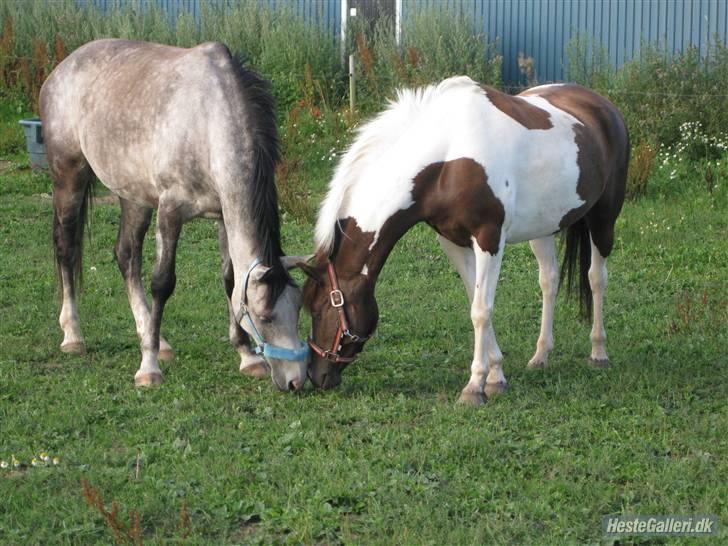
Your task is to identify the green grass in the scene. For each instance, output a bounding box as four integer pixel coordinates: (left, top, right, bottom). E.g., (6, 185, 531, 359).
(1, 103, 727, 545)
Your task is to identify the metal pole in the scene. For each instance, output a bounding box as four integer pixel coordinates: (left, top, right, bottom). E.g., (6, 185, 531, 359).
(340, 0, 348, 66)
(395, 0, 402, 46)
(349, 54, 356, 112)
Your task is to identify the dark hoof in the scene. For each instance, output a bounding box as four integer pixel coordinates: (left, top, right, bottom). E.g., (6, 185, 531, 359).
(60, 341, 85, 355)
(484, 381, 507, 397)
(240, 362, 269, 379)
(457, 391, 486, 406)
(134, 372, 164, 387)
(527, 359, 546, 370)
(588, 358, 610, 369)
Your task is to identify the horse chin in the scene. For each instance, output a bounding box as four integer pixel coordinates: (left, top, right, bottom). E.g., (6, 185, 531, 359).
(308, 361, 342, 390)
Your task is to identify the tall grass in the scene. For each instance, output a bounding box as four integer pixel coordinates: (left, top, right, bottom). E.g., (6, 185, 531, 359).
(0, 0, 503, 116)
(0, 0, 341, 113)
(347, 11, 502, 111)
(566, 34, 728, 152)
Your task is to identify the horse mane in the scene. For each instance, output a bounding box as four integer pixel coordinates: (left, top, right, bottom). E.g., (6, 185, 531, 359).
(314, 76, 480, 254)
(229, 54, 290, 304)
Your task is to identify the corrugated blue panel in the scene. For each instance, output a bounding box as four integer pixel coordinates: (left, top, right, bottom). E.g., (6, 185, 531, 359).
(80, 1, 728, 84)
(402, 0, 728, 83)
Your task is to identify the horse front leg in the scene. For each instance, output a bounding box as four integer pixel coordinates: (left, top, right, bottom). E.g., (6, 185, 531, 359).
(217, 222, 268, 378)
(134, 202, 182, 387)
(527, 236, 559, 369)
(458, 232, 506, 405)
(115, 199, 175, 363)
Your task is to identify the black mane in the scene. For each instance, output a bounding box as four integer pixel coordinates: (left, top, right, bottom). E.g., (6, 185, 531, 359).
(230, 54, 290, 306)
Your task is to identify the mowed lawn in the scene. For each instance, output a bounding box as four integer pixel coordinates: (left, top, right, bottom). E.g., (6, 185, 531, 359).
(1, 120, 727, 543)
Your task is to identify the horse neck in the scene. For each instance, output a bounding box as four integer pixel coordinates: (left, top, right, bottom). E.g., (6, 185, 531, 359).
(331, 205, 422, 284)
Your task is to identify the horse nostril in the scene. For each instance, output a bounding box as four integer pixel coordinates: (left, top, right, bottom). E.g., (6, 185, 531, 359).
(289, 379, 301, 391)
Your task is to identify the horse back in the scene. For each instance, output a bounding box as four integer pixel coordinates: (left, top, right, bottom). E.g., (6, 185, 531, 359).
(519, 84, 629, 212)
(40, 39, 253, 212)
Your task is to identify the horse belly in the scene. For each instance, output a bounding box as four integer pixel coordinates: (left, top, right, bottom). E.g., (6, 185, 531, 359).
(82, 143, 162, 207)
(503, 168, 584, 244)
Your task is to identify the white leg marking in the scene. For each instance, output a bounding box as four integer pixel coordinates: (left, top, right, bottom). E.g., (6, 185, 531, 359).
(464, 234, 506, 400)
(527, 236, 558, 369)
(59, 270, 84, 353)
(125, 278, 173, 361)
(134, 224, 168, 386)
(588, 237, 609, 364)
(437, 235, 476, 304)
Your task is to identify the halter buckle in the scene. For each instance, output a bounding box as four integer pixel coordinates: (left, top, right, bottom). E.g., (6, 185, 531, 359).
(329, 289, 345, 308)
(323, 350, 341, 362)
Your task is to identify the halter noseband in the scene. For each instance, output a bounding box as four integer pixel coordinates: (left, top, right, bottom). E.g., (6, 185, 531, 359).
(235, 257, 309, 363)
(308, 260, 371, 364)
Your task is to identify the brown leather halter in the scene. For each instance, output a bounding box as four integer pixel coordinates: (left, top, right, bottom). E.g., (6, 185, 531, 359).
(308, 260, 370, 364)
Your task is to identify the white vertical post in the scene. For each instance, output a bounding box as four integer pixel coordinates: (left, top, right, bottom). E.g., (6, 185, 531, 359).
(349, 54, 356, 112)
(395, 0, 402, 46)
(340, 0, 348, 66)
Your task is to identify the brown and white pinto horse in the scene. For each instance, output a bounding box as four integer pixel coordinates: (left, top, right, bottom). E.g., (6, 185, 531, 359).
(301, 77, 629, 404)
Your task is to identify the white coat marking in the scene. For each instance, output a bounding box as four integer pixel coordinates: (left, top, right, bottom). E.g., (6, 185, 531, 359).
(315, 76, 585, 252)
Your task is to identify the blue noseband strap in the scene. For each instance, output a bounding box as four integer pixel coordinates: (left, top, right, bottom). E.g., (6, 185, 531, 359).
(255, 342, 310, 362)
(236, 257, 309, 363)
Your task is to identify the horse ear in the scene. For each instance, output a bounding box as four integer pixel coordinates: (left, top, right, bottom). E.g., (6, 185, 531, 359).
(280, 254, 314, 271)
(249, 264, 272, 282)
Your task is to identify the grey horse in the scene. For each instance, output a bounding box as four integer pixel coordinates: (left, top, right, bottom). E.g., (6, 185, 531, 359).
(40, 39, 309, 391)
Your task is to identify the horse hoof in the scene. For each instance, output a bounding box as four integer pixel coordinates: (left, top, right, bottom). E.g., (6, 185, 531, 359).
(60, 341, 85, 355)
(240, 362, 269, 379)
(484, 382, 507, 397)
(158, 347, 175, 362)
(527, 359, 546, 370)
(134, 372, 164, 387)
(588, 358, 610, 369)
(457, 391, 486, 406)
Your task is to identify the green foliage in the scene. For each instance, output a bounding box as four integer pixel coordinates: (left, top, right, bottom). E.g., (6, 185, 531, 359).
(1, 28, 728, 543)
(348, 11, 502, 112)
(566, 35, 728, 153)
(1, 135, 726, 543)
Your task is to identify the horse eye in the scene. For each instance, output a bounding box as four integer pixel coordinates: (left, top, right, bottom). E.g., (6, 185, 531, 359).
(259, 315, 274, 324)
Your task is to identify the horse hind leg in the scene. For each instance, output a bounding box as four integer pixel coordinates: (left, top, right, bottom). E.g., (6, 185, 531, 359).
(585, 217, 615, 368)
(218, 223, 268, 378)
(52, 161, 94, 355)
(115, 199, 174, 363)
(527, 236, 559, 369)
(584, 192, 622, 369)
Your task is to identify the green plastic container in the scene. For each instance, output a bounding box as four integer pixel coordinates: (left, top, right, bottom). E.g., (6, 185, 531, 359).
(19, 118, 48, 169)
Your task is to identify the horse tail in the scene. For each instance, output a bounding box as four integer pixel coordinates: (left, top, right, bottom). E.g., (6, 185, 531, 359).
(560, 217, 592, 320)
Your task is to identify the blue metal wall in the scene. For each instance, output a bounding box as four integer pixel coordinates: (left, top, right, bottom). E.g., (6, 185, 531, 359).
(82, 1, 728, 84)
(404, 0, 728, 84)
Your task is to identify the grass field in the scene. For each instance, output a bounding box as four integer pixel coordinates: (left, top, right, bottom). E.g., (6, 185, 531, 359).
(1, 97, 727, 545)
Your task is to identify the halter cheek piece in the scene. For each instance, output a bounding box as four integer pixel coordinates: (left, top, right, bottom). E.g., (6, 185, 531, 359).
(308, 260, 371, 364)
(235, 257, 309, 363)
